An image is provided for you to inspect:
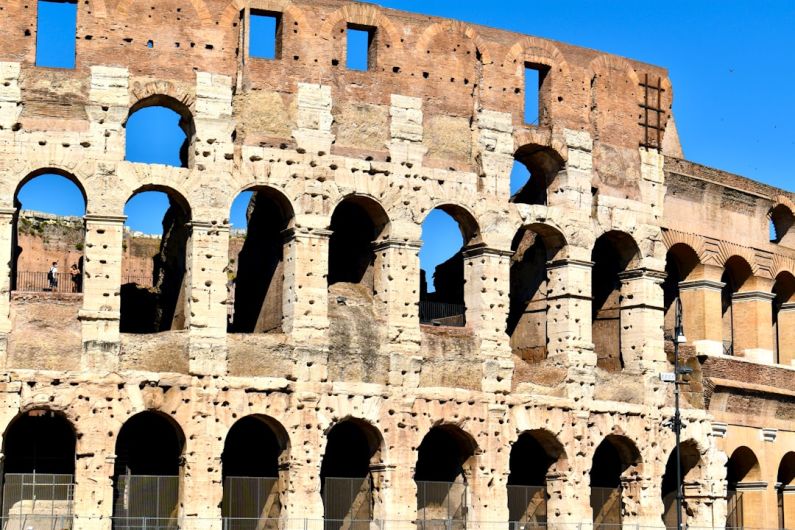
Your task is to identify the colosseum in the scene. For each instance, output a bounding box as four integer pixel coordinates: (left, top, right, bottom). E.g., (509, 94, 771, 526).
(0, 0, 792, 529)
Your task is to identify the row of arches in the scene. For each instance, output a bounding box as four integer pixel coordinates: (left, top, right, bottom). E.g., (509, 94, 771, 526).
(1, 408, 711, 527)
(725, 446, 795, 529)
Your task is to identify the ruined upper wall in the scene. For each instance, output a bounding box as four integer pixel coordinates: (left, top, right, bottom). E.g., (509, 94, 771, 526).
(0, 0, 677, 178)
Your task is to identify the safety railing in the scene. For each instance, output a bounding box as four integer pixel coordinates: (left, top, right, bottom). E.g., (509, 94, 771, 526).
(589, 487, 622, 529)
(506, 485, 546, 527)
(1, 473, 74, 528)
(14, 271, 82, 294)
(222, 476, 279, 530)
(415, 481, 467, 529)
(322, 476, 372, 530)
(112, 475, 179, 530)
(419, 302, 466, 327)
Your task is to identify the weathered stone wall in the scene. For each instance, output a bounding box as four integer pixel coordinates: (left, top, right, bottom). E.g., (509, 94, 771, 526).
(0, 0, 791, 527)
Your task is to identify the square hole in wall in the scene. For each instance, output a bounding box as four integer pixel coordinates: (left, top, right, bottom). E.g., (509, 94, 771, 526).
(346, 25, 374, 71)
(250, 10, 281, 59)
(36, 0, 78, 68)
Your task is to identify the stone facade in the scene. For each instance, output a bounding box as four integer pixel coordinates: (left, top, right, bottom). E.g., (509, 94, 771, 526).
(0, 0, 792, 528)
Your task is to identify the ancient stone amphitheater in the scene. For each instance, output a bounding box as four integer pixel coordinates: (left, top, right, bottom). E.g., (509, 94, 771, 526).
(0, 0, 792, 529)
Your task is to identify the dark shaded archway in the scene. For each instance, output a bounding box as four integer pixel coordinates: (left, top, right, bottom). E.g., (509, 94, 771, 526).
(590, 435, 641, 528)
(771, 272, 795, 364)
(510, 145, 564, 206)
(778, 452, 795, 530)
(662, 244, 699, 342)
(720, 257, 753, 356)
(660, 440, 702, 527)
(328, 197, 388, 289)
(112, 411, 185, 527)
(222, 415, 289, 527)
(507, 430, 566, 525)
(726, 446, 761, 529)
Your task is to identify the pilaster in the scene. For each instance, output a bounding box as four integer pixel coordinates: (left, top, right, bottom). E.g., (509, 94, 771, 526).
(618, 268, 667, 375)
(678, 278, 725, 356)
(293, 83, 334, 154)
(732, 290, 775, 363)
(776, 302, 795, 365)
(388, 95, 427, 166)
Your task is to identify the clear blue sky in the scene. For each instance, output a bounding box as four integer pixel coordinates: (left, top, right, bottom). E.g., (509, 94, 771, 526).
(21, 1, 795, 284)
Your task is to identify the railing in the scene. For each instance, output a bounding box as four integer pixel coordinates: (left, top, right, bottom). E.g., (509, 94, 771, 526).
(723, 339, 734, 356)
(506, 485, 546, 527)
(222, 477, 279, 530)
(590, 487, 622, 529)
(419, 302, 466, 327)
(416, 481, 467, 529)
(322, 476, 373, 530)
(14, 272, 82, 294)
(1, 473, 74, 528)
(113, 475, 179, 530)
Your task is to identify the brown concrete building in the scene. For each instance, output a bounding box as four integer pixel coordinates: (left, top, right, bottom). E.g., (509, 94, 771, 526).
(0, 0, 792, 528)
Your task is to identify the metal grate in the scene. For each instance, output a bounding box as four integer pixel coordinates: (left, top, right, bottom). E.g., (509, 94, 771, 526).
(222, 476, 280, 530)
(415, 481, 467, 530)
(113, 475, 179, 530)
(322, 476, 372, 530)
(14, 272, 82, 294)
(638, 73, 666, 150)
(590, 486, 622, 529)
(507, 485, 546, 527)
(419, 302, 466, 327)
(1, 473, 74, 530)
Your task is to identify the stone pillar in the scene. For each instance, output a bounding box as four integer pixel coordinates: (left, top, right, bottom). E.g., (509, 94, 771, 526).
(293, 83, 334, 154)
(553, 129, 594, 210)
(0, 208, 15, 360)
(475, 109, 514, 198)
(87, 66, 129, 161)
(186, 221, 228, 376)
(732, 291, 776, 363)
(622, 475, 663, 528)
(388, 95, 427, 166)
(776, 302, 795, 365)
(678, 278, 725, 356)
(79, 214, 125, 371)
(283, 228, 330, 382)
(282, 392, 324, 521)
(469, 404, 509, 523)
(546, 259, 596, 394)
(180, 424, 223, 530)
(72, 438, 115, 530)
(462, 246, 513, 393)
(618, 268, 667, 374)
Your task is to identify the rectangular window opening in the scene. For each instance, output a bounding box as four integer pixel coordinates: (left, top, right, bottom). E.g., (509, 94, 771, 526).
(524, 63, 549, 126)
(249, 10, 281, 60)
(346, 25, 375, 71)
(36, 0, 78, 69)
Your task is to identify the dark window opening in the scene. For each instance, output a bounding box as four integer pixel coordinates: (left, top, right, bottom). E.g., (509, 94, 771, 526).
(1, 410, 76, 523)
(660, 441, 701, 527)
(508, 228, 549, 364)
(328, 200, 384, 288)
(120, 190, 190, 334)
(591, 232, 638, 372)
(720, 257, 753, 357)
(507, 431, 564, 526)
(590, 437, 639, 529)
(249, 10, 281, 60)
(228, 189, 293, 333)
(524, 63, 549, 126)
(112, 412, 184, 528)
(510, 145, 563, 206)
(662, 245, 699, 343)
(772, 273, 795, 365)
(770, 204, 795, 245)
(347, 25, 375, 71)
(12, 172, 86, 294)
(777, 452, 795, 530)
(125, 96, 195, 169)
(222, 416, 287, 526)
(415, 426, 475, 527)
(725, 447, 761, 530)
(36, 0, 77, 69)
(320, 420, 380, 528)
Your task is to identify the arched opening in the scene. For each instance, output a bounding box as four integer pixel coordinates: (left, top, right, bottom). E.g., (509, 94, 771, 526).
(771, 272, 795, 365)
(415, 425, 477, 527)
(507, 225, 565, 366)
(660, 440, 702, 527)
(721, 257, 753, 356)
(222, 415, 289, 528)
(120, 188, 191, 333)
(510, 145, 563, 206)
(590, 435, 641, 528)
(662, 244, 700, 342)
(419, 206, 480, 327)
(227, 188, 294, 333)
(320, 419, 383, 528)
(112, 411, 185, 528)
(1, 410, 76, 525)
(591, 231, 640, 372)
(507, 430, 566, 527)
(778, 452, 795, 530)
(12, 171, 86, 294)
(125, 96, 195, 169)
(770, 204, 795, 246)
(726, 446, 761, 529)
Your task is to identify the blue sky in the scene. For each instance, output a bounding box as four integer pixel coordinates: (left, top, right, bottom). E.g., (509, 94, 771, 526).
(21, 1, 795, 283)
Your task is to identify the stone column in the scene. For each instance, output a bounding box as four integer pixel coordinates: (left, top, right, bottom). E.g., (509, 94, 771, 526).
(546, 259, 596, 394)
(469, 404, 509, 523)
(293, 83, 334, 154)
(0, 207, 15, 362)
(388, 95, 427, 166)
(282, 392, 324, 522)
(732, 291, 776, 363)
(180, 423, 223, 530)
(622, 475, 663, 528)
(79, 214, 126, 371)
(678, 278, 725, 356)
(776, 302, 795, 365)
(283, 228, 330, 382)
(618, 268, 667, 374)
(72, 437, 115, 530)
(186, 221, 229, 376)
(462, 246, 513, 393)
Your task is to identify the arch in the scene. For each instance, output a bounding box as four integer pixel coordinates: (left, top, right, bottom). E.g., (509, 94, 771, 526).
(415, 20, 492, 64)
(125, 95, 196, 169)
(14, 168, 88, 209)
(219, 0, 310, 29)
(127, 184, 192, 218)
(663, 243, 702, 341)
(778, 452, 795, 530)
(661, 230, 713, 266)
(421, 203, 481, 247)
(503, 36, 570, 79)
(588, 54, 641, 93)
(507, 429, 567, 525)
(320, 418, 384, 526)
(720, 256, 755, 356)
(319, 3, 402, 50)
(328, 193, 390, 240)
(727, 446, 761, 484)
(228, 184, 295, 225)
(222, 415, 290, 525)
(590, 435, 642, 526)
(112, 411, 185, 527)
(661, 439, 703, 526)
(511, 144, 565, 206)
(770, 202, 795, 245)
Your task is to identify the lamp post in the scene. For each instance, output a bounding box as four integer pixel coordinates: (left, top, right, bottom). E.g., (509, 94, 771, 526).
(672, 297, 689, 530)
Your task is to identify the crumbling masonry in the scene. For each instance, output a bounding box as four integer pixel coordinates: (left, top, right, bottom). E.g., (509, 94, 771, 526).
(0, 0, 793, 528)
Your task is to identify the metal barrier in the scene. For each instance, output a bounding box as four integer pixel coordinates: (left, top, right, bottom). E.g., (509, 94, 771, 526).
(415, 481, 467, 529)
(419, 302, 466, 327)
(723, 339, 734, 356)
(222, 477, 280, 530)
(589, 487, 621, 529)
(1, 473, 74, 530)
(506, 485, 546, 527)
(14, 272, 82, 294)
(112, 475, 179, 530)
(322, 476, 372, 530)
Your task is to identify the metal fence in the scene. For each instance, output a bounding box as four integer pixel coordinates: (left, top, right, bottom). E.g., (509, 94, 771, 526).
(14, 272, 82, 294)
(222, 477, 280, 530)
(1, 473, 74, 530)
(112, 475, 179, 530)
(589, 487, 621, 530)
(506, 485, 546, 527)
(419, 302, 466, 327)
(416, 481, 467, 529)
(322, 477, 373, 530)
